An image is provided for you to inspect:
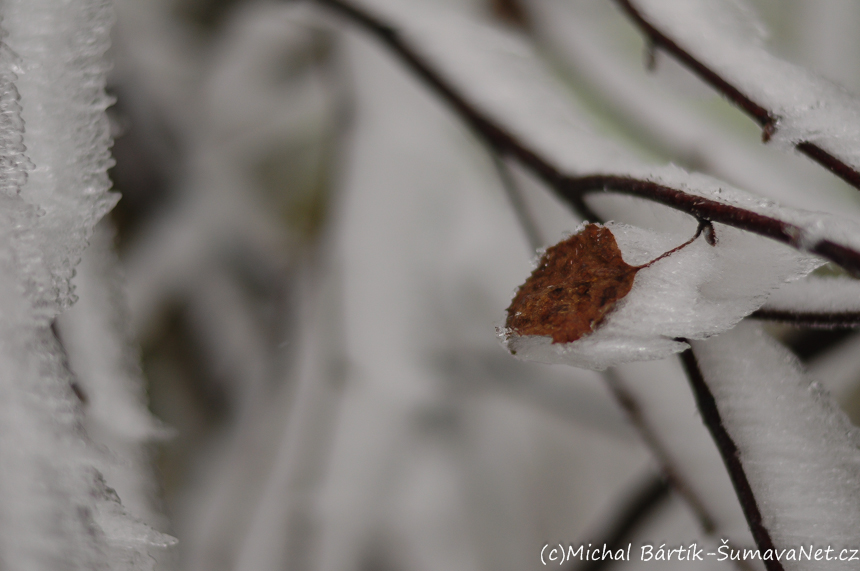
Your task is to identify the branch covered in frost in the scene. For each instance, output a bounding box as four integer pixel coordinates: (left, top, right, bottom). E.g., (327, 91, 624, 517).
(689, 323, 860, 571)
(751, 309, 860, 329)
(615, 0, 860, 192)
(309, 0, 860, 277)
(751, 277, 860, 328)
(0, 1, 174, 568)
(679, 348, 782, 571)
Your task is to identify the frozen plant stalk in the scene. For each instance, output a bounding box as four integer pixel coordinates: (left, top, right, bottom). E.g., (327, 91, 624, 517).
(0, 0, 174, 570)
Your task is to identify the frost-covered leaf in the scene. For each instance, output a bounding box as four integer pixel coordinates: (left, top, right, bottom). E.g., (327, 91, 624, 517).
(504, 221, 819, 370)
(506, 224, 639, 344)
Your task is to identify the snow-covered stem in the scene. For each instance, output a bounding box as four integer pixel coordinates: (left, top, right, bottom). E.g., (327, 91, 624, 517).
(614, 0, 860, 191)
(751, 277, 860, 328)
(308, 0, 860, 277)
(750, 309, 860, 329)
(679, 348, 782, 571)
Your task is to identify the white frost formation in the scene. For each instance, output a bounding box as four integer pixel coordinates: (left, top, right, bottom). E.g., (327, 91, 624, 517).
(692, 323, 860, 570)
(629, 0, 860, 174)
(506, 221, 820, 370)
(0, 1, 174, 570)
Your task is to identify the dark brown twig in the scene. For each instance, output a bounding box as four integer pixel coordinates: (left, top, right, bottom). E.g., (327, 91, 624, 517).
(614, 0, 860, 190)
(571, 472, 670, 571)
(679, 349, 784, 571)
(750, 309, 860, 329)
(309, 0, 860, 276)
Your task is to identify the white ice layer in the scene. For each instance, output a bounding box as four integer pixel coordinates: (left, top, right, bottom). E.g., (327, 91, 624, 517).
(506, 221, 820, 370)
(0, 272, 106, 571)
(4, 0, 118, 319)
(611, 359, 756, 553)
(0, 1, 173, 569)
(629, 0, 860, 173)
(762, 276, 860, 313)
(343, 0, 860, 271)
(56, 222, 175, 537)
(692, 323, 860, 570)
(528, 0, 860, 219)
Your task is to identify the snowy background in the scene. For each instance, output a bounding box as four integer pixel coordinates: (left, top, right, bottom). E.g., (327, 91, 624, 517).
(6, 0, 860, 570)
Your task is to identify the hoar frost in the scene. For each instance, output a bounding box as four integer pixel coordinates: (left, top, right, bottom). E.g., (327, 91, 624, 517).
(0, 0, 175, 569)
(692, 323, 860, 570)
(504, 221, 820, 370)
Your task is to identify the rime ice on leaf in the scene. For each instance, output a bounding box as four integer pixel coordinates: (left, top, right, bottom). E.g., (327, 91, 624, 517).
(506, 224, 638, 344)
(504, 221, 821, 370)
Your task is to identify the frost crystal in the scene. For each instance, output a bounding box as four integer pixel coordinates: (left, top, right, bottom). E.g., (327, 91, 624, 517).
(0, 1, 174, 569)
(692, 323, 860, 570)
(505, 221, 820, 370)
(629, 0, 860, 170)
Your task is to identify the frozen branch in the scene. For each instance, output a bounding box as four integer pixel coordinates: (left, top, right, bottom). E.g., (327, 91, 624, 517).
(751, 276, 860, 328)
(603, 370, 715, 532)
(688, 324, 860, 571)
(679, 348, 783, 571)
(309, 0, 860, 277)
(750, 309, 860, 329)
(615, 0, 860, 191)
(490, 152, 544, 251)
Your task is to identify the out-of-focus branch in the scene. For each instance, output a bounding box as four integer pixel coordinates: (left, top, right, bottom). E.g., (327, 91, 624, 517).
(490, 153, 544, 251)
(603, 371, 715, 534)
(571, 472, 670, 571)
(309, 0, 860, 276)
(679, 349, 784, 571)
(614, 0, 860, 191)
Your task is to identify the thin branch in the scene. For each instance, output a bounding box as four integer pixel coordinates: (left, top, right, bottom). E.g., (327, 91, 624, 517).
(750, 308, 860, 329)
(571, 472, 670, 571)
(310, 0, 860, 276)
(490, 152, 544, 251)
(565, 175, 860, 276)
(310, 4, 846, 564)
(679, 348, 784, 571)
(603, 370, 716, 534)
(614, 0, 860, 190)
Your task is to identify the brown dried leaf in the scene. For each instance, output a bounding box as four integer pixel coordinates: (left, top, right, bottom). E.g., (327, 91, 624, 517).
(506, 224, 639, 344)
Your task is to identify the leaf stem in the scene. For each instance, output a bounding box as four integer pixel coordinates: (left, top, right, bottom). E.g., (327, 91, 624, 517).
(637, 220, 710, 269)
